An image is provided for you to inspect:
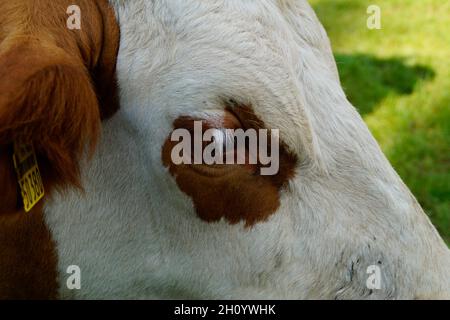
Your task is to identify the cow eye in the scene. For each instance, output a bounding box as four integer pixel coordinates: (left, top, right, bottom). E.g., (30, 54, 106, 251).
(161, 103, 298, 227)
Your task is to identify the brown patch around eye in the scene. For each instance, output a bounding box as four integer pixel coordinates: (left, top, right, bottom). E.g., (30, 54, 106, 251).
(162, 102, 298, 227)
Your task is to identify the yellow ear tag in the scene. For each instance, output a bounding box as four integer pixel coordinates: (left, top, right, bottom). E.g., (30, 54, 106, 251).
(12, 141, 45, 212)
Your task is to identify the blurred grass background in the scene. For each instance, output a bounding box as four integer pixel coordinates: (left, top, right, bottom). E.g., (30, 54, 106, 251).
(309, 0, 449, 244)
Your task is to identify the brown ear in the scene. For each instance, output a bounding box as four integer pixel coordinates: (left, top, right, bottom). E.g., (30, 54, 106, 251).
(0, 0, 120, 214)
(0, 41, 101, 211)
(0, 1, 119, 298)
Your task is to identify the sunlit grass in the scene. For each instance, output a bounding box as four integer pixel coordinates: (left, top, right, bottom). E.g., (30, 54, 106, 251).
(310, 0, 450, 244)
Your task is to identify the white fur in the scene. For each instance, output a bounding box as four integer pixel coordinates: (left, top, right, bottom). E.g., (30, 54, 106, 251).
(45, 0, 450, 299)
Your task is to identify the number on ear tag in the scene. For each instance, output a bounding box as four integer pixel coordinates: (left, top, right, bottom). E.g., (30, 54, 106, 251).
(12, 141, 45, 212)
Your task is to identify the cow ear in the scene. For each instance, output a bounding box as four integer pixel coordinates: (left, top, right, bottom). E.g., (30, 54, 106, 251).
(0, 41, 101, 202)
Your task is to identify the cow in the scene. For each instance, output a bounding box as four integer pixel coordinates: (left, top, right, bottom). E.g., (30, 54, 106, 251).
(0, 0, 449, 299)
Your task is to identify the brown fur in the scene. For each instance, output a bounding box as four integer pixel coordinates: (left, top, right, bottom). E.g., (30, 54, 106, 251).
(0, 203, 59, 299)
(162, 102, 298, 227)
(0, 0, 120, 299)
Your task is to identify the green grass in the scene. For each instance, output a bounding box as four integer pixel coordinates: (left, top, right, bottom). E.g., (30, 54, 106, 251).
(309, 0, 450, 244)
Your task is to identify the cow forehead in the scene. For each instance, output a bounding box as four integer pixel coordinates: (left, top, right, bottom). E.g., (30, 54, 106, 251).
(115, 0, 327, 83)
(113, 0, 333, 161)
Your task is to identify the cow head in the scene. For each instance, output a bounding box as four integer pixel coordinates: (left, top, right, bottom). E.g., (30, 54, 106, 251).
(105, 1, 450, 298)
(111, 0, 413, 228)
